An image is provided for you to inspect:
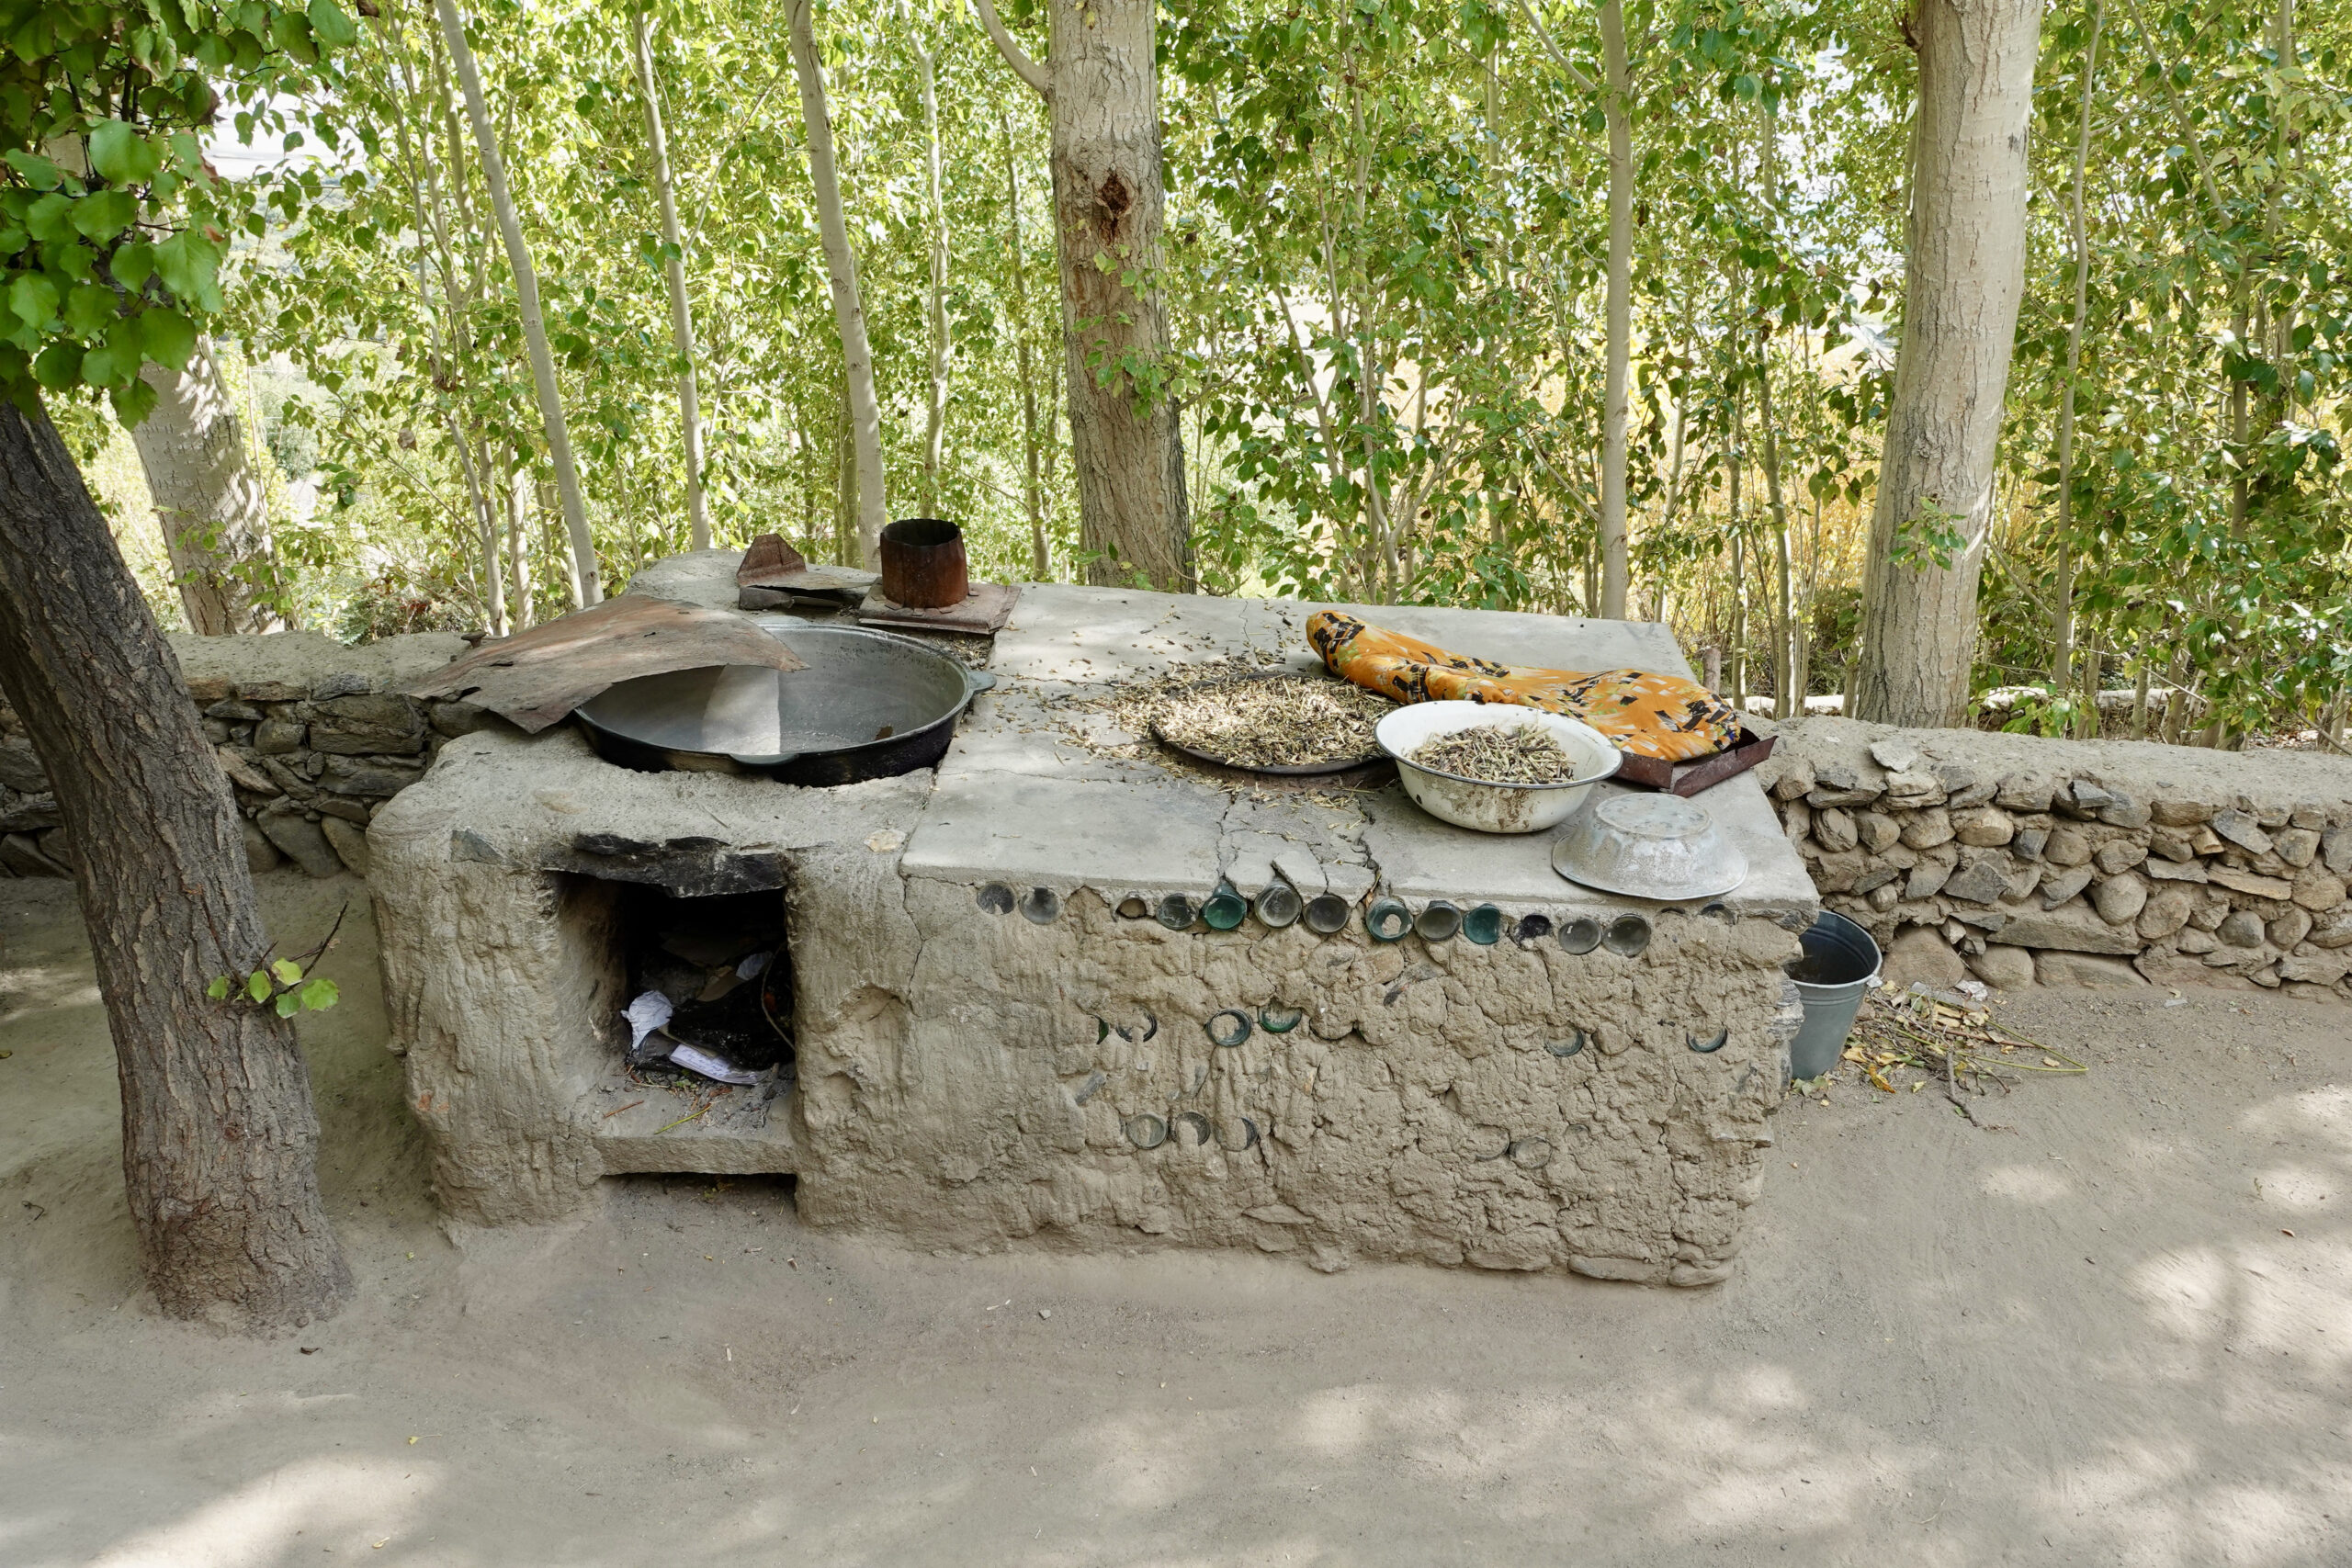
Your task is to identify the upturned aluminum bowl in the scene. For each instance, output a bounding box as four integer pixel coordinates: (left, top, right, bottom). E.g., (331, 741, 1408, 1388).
(1374, 701, 1621, 834)
(1550, 790, 1748, 901)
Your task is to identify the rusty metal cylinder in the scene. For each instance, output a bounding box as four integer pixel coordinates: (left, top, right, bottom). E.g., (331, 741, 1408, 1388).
(878, 517, 968, 608)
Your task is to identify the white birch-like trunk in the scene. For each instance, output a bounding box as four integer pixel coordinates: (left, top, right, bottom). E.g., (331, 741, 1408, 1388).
(1597, 0, 1633, 618)
(632, 7, 712, 551)
(434, 0, 600, 604)
(1853, 0, 2042, 727)
(788, 0, 887, 568)
(504, 449, 535, 627)
(130, 343, 277, 635)
(916, 41, 951, 511)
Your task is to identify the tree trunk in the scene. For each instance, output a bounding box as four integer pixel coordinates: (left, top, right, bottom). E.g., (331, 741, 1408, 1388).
(505, 446, 535, 628)
(0, 401, 348, 1328)
(632, 7, 712, 551)
(1852, 0, 2042, 727)
(985, 0, 1190, 590)
(435, 0, 600, 604)
(1727, 389, 1747, 711)
(450, 419, 507, 637)
(917, 41, 952, 513)
(788, 0, 888, 568)
(1755, 348, 1795, 719)
(2052, 1, 2101, 702)
(1596, 0, 1634, 617)
(130, 343, 277, 636)
(1005, 112, 1048, 579)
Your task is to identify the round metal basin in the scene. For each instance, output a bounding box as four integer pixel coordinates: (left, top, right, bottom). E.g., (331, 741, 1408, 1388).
(574, 621, 995, 786)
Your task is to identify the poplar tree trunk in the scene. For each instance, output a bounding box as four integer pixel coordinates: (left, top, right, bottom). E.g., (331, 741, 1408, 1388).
(976, 0, 1191, 590)
(2052, 2, 2102, 704)
(789, 0, 888, 568)
(1853, 0, 2042, 727)
(916, 41, 952, 511)
(632, 7, 712, 551)
(130, 344, 276, 636)
(0, 401, 348, 1329)
(1005, 111, 1048, 579)
(435, 0, 600, 604)
(1596, 0, 1633, 618)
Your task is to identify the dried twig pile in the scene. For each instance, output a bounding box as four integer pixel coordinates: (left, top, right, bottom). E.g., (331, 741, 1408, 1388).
(1837, 985, 2086, 1127)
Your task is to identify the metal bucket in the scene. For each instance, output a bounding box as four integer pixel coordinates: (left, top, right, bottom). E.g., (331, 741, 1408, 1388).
(1784, 908, 1881, 1080)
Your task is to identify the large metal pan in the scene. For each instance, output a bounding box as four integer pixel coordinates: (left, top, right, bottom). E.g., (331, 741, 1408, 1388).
(574, 621, 995, 786)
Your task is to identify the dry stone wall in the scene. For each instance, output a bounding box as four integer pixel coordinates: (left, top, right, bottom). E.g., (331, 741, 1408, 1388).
(1757, 717, 2352, 1002)
(0, 628, 470, 882)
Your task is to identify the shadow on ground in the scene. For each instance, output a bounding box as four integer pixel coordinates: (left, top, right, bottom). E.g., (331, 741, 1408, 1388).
(2, 876, 2347, 1565)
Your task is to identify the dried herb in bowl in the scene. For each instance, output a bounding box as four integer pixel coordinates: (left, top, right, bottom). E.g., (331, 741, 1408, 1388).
(1408, 722, 1583, 784)
(1151, 674, 1394, 769)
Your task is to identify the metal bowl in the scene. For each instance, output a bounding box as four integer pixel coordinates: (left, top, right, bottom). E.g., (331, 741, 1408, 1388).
(574, 621, 994, 786)
(1375, 701, 1621, 835)
(1550, 791, 1748, 901)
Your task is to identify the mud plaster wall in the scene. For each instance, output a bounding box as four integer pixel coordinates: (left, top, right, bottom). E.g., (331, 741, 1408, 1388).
(788, 851, 1805, 1287)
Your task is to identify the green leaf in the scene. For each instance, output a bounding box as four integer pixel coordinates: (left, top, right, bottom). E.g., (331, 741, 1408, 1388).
(108, 376, 158, 427)
(308, 0, 359, 49)
(7, 274, 57, 330)
(275, 991, 300, 1017)
(79, 343, 129, 388)
(138, 308, 197, 371)
(1, 150, 62, 191)
(30, 343, 83, 389)
(88, 122, 163, 186)
(112, 243, 156, 292)
(297, 976, 340, 1012)
(205, 976, 232, 1000)
(27, 193, 74, 243)
(246, 970, 271, 1002)
(63, 284, 114, 339)
(271, 958, 303, 985)
(153, 231, 224, 304)
(71, 189, 140, 243)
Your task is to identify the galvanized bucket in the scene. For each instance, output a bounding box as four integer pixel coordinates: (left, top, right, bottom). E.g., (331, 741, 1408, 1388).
(1785, 908, 1881, 1081)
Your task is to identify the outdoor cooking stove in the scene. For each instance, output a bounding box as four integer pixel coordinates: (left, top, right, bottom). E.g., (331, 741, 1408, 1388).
(372, 552, 1815, 1284)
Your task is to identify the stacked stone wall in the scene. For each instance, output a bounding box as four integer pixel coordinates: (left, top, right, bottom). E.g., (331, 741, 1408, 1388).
(0, 628, 471, 882)
(1758, 717, 2352, 1001)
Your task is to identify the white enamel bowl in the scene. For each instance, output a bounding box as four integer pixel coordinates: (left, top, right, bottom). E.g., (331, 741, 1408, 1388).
(1374, 701, 1622, 834)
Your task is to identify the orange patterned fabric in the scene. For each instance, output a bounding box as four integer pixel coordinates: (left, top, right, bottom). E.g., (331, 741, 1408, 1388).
(1306, 611, 1740, 762)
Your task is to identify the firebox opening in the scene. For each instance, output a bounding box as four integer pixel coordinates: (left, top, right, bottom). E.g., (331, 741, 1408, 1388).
(613, 882, 795, 1091)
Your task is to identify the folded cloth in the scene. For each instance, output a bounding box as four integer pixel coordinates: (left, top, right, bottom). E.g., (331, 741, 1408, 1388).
(1306, 611, 1739, 763)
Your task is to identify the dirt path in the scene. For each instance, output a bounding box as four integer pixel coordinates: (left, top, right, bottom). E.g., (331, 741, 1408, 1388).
(3, 877, 2348, 1566)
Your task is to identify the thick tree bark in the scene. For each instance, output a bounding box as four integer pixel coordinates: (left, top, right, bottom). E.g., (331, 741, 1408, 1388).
(788, 0, 888, 568)
(435, 0, 601, 604)
(1596, 0, 1633, 618)
(0, 402, 348, 1328)
(978, 0, 1191, 590)
(130, 344, 277, 636)
(1853, 0, 2041, 727)
(632, 7, 712, 551)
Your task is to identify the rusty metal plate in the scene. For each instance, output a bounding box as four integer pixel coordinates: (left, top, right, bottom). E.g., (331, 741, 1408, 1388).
(405, 596, 807, 734)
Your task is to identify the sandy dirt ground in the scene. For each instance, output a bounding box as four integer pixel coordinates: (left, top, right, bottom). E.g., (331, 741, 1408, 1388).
(3, 874, 2349, 1567)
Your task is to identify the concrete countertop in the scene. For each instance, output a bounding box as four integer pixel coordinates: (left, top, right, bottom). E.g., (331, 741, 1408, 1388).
(605, 555, 1812, 920)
